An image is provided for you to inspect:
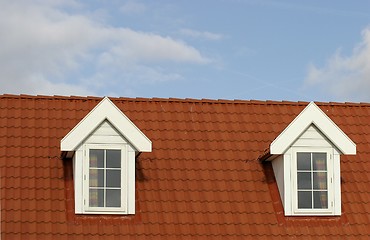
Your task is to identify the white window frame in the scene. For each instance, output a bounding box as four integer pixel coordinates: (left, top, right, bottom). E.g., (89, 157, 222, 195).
(291, 147, 334, 215)
(83, 144, 128, 214)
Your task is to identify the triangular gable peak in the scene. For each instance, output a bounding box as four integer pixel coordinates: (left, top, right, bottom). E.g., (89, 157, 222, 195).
(270, 101, 356, 155)
(61, 97, 152, 154)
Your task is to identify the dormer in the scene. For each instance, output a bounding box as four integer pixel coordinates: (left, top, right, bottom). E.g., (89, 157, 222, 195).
(61, 97, 152, 214)
(265, 102, 356, 216)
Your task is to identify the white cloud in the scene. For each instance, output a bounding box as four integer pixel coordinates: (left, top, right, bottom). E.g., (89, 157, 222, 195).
(1, 75, 92, 96)
(102, 28, 209, 64)
(0, 1, 209, 96)
(305, 27, 370, 101)
(179, 28, 224, 41)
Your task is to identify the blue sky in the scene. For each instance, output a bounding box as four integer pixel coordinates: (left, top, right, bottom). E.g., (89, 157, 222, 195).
(2, 0, 370, 102)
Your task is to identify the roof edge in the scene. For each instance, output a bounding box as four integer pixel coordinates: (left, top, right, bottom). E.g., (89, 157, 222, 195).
(61, 97, 152, 152)
(3, 94, 370, 106)
(270, 102, 356, 155)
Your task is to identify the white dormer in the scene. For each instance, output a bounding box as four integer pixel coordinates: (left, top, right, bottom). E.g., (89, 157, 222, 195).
(267, 102, 356, 216)
(61, 97, 152, 214)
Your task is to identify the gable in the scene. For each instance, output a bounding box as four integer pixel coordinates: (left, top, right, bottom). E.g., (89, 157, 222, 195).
(61, 97, 151, 153)
(292, 124, 334, 148)
(271, 102, 356, 155)
(84, 120, 127, 145)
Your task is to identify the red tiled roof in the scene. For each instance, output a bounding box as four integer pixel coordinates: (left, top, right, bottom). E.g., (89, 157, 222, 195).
(1, 94, 370, 239)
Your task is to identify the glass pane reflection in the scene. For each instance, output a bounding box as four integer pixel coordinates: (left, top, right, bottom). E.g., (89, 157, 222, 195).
(298, 191, 312, 209)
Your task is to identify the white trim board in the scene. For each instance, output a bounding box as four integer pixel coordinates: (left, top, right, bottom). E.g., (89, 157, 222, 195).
(61, 97, 152, 153)
(270, 102, 356, 155)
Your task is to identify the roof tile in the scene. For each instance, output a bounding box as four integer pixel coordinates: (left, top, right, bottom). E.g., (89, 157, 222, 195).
(1, 95, 370, 239)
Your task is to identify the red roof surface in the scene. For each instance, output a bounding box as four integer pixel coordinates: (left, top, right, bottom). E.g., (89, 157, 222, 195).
(1, 94, 369, 239)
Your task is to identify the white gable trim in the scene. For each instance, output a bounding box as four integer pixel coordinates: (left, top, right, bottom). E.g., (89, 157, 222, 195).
(61, 97, 152, 152)
(270, 102, 356, 155)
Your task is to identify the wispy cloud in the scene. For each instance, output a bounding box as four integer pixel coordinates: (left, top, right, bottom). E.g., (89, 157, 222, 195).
(179, 28, 224, 41)
(120, 1, 147, 14)
(242, 0, 369, 18)
(305, 27, 370, 101)
(101, 28, 209, 64)
(0, 1, 209, 96)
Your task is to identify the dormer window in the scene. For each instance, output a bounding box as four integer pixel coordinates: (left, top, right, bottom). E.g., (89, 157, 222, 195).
(85, 145, 126, 212)
(61, 97, 152, 215)
(264, 102, 356, 216)
(293, 148, 333, 215)
(296, 151, 329, 210)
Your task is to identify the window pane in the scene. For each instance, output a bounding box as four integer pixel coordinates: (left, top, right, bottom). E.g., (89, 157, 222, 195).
(107, 150, 121, 168)
(297, 153, 311, 170)
(90, 149, 104, 168)
(298, 191, 312, 209)
(313, 153, 327, 170)
(89, 189, 104, 207)
(89, 169, 104, 187)
(88, 148, 123, 210)
(106, 170, 121, 188)
(297, 172, 311, 190)
(314, 191, 328, 208)
(106, 189, 121, 207)
(313, 172, 327, 190)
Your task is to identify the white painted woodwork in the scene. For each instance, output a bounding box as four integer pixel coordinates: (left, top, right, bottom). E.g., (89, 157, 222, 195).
(292, 125, 333, 148)
(73, 149, 84, 214)
(289, 147, 335, 216)
(61, 97, 151, 215)
(271, 155, 284, 206)
(84, 121, 127, 145)
(283, 151, 292, 215)
(333, 149, 341, 215)
(272, 126, 342, 216)
(61, 97, 152, 152)
(74, 120, 136, 215)
(270, 102, 356, 155)
(127, 145, 136, 214)
(269, 102, 356, 216)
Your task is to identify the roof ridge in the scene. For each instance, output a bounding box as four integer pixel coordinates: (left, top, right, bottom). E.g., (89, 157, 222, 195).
(1, 94, 370, 106)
